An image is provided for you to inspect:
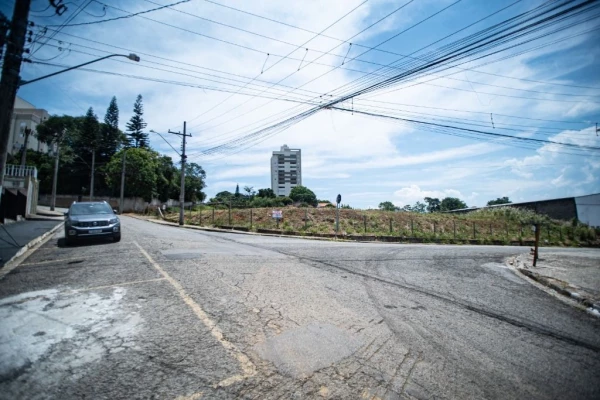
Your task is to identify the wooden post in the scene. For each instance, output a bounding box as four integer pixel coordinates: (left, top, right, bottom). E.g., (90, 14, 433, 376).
(505, 223, 509, 239)
(473, 222, 476, 239)
(533, 223, 540, 266)
(305, 208, 308, 229)
(411, 219, 414, 236)
(389, 218, 392, 234)
(228, 202, 232, 226)
(250, 208, 253, 229)
(453, 220, 456, 239)
(520, 223, 523, 238)
(212, 207, 215, 225)
(559, 226, 563, 241)
(199, 209, 202, 226)
(433, 221, 436, 236)
(364, 215, 367, 233)
(489, 223, 492, 237)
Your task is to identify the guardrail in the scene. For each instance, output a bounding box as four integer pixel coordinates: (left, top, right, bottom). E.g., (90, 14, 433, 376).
(4, 164, 38, 179)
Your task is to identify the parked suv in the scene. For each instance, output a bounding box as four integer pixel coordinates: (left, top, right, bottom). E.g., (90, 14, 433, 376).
(64, 201, 121, 245)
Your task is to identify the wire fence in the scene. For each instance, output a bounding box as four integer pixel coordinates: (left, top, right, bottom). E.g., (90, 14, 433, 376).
(164, 207, 597, 245)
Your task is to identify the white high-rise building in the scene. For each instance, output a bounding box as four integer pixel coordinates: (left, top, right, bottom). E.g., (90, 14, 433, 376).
(271, 145, 301, 197)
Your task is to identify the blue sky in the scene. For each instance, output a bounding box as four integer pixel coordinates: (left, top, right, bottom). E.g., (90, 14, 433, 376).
(5, 0, 600, 208)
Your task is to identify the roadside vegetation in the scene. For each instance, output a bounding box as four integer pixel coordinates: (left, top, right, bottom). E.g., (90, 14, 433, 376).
(158, 204, 598, 247)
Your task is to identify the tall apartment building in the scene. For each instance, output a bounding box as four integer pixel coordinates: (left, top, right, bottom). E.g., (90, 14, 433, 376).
(271, 145, 301, 197)
(9, 96, 50, 155)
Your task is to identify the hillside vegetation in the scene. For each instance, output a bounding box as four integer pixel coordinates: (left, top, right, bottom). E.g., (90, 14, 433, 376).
(158, 206, 598, 246)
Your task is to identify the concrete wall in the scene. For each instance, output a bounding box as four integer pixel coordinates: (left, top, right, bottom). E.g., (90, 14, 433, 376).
(575, 194, 600, 227)
(37, 195, 155, 213)
(37, 195, 195, 213)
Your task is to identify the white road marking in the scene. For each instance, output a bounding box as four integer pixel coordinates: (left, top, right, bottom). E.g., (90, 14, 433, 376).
(133, 241, 256, 387)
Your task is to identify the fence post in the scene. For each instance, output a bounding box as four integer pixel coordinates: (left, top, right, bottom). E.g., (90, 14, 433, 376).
(505, 223, 509, 239)
(473, 222, 476, 239)
(489, 223, 492, 237)
(453, 220, 456, 239)
(199, 209, 202, 226)
(433, 221, 436, 236)
(520, 223, 523, 238)
(411, 219, 414, 237)
(250, 208, 253, 230)
(212, 208, 215, 225)
(547, 224, 550, 240)
(389, 218, 392, 234)
(305, 208, 308, 229)
(559, 226, 563, 241)
(364, 215, 367, 233)
(228, 203, 232, 226)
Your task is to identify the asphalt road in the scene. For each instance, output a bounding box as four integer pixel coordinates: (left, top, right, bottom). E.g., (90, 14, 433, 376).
(1, 216, 599, 399)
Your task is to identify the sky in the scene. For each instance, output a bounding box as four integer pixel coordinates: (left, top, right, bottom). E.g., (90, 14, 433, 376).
(4, 0, 600, 208)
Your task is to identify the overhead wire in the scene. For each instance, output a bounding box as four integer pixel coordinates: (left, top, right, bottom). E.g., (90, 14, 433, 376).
(190, 0, 600, 159)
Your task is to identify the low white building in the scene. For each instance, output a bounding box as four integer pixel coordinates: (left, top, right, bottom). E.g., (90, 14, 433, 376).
(9, 96, 50, 156)
(270, 144, 301, 197)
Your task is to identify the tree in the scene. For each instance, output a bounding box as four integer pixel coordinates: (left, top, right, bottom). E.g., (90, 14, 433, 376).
(235, 184, 240, 197)
(80, 107, 100, 197)
(126, 94, 148, 148)
(411, 201, 426, 213)
(211, 191, 233, 203)
(440, 197, 468, 211)
(257, 188, 276, 198)
(100, 96, 124, 158)
(378, 201, 398, 211)
(487, 197, 512, 206)
(105, 148, 159, 201)
(244, 186, 255, 198)
(183, 162, 206, 202)
(424, 197, 441, 213)
(289, 185, 317, 206)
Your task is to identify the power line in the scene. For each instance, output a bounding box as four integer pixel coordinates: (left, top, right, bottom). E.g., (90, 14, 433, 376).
(45, 0, 191, 27)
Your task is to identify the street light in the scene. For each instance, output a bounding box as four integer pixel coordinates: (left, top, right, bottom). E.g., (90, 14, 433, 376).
(19, 53, 140, 87)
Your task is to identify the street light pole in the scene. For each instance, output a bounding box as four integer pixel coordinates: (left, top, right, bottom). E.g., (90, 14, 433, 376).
(19, 53, 140, 87)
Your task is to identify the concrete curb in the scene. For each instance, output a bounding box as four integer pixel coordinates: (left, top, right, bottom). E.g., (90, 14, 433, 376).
(516, 266, 600, 318)
(125, 214, 346, 243)
(0, 221, 64, 279)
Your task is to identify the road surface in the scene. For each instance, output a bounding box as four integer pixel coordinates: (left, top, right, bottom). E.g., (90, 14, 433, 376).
(1, 217, 599, 399)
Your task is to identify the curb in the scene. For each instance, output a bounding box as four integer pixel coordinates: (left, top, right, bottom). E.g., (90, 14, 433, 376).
(0, 221, 65, 279)
(516, 266, 600, 318)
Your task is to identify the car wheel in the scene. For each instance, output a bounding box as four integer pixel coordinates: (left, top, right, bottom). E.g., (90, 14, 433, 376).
(113, 234, 121, 242)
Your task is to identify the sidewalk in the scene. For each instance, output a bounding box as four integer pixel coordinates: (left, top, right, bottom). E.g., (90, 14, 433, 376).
(515, 249, 600, 314)
(0, 220, 62, 267)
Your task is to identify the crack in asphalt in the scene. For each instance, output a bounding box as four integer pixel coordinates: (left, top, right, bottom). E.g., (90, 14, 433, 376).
(192, 231, 600, 354)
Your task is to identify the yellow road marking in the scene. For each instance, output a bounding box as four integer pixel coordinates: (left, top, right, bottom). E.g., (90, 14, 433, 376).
(66, 278, 167, 293)
(133, 241, 256, 387)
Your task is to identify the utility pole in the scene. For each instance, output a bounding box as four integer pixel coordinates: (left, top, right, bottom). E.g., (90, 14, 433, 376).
(50, 143, 59, 211)
(0, 0, 31, 206)
(89, 150, 95, 200)
(119, 150, 126, 214)
(169, 121, 191, 226)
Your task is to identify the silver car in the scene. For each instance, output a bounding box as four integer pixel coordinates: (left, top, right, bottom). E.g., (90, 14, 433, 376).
(64, 201, 121, 245)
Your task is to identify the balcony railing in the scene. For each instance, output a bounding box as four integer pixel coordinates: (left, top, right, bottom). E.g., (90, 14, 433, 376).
(5, 164, 38, 179)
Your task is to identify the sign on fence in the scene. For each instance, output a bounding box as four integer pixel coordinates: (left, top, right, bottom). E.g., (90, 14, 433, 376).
(272, 210, 283, 219)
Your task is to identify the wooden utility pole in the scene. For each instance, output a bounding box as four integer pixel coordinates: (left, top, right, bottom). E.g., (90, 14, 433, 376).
(50, 143, 59, 211)
(169, 122, 191, 226)
(0, 0, 31, 205)
(119, 150, 126, 214)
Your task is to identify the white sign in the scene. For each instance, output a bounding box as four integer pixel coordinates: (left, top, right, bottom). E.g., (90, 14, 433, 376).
(272, 210, 282, 219)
